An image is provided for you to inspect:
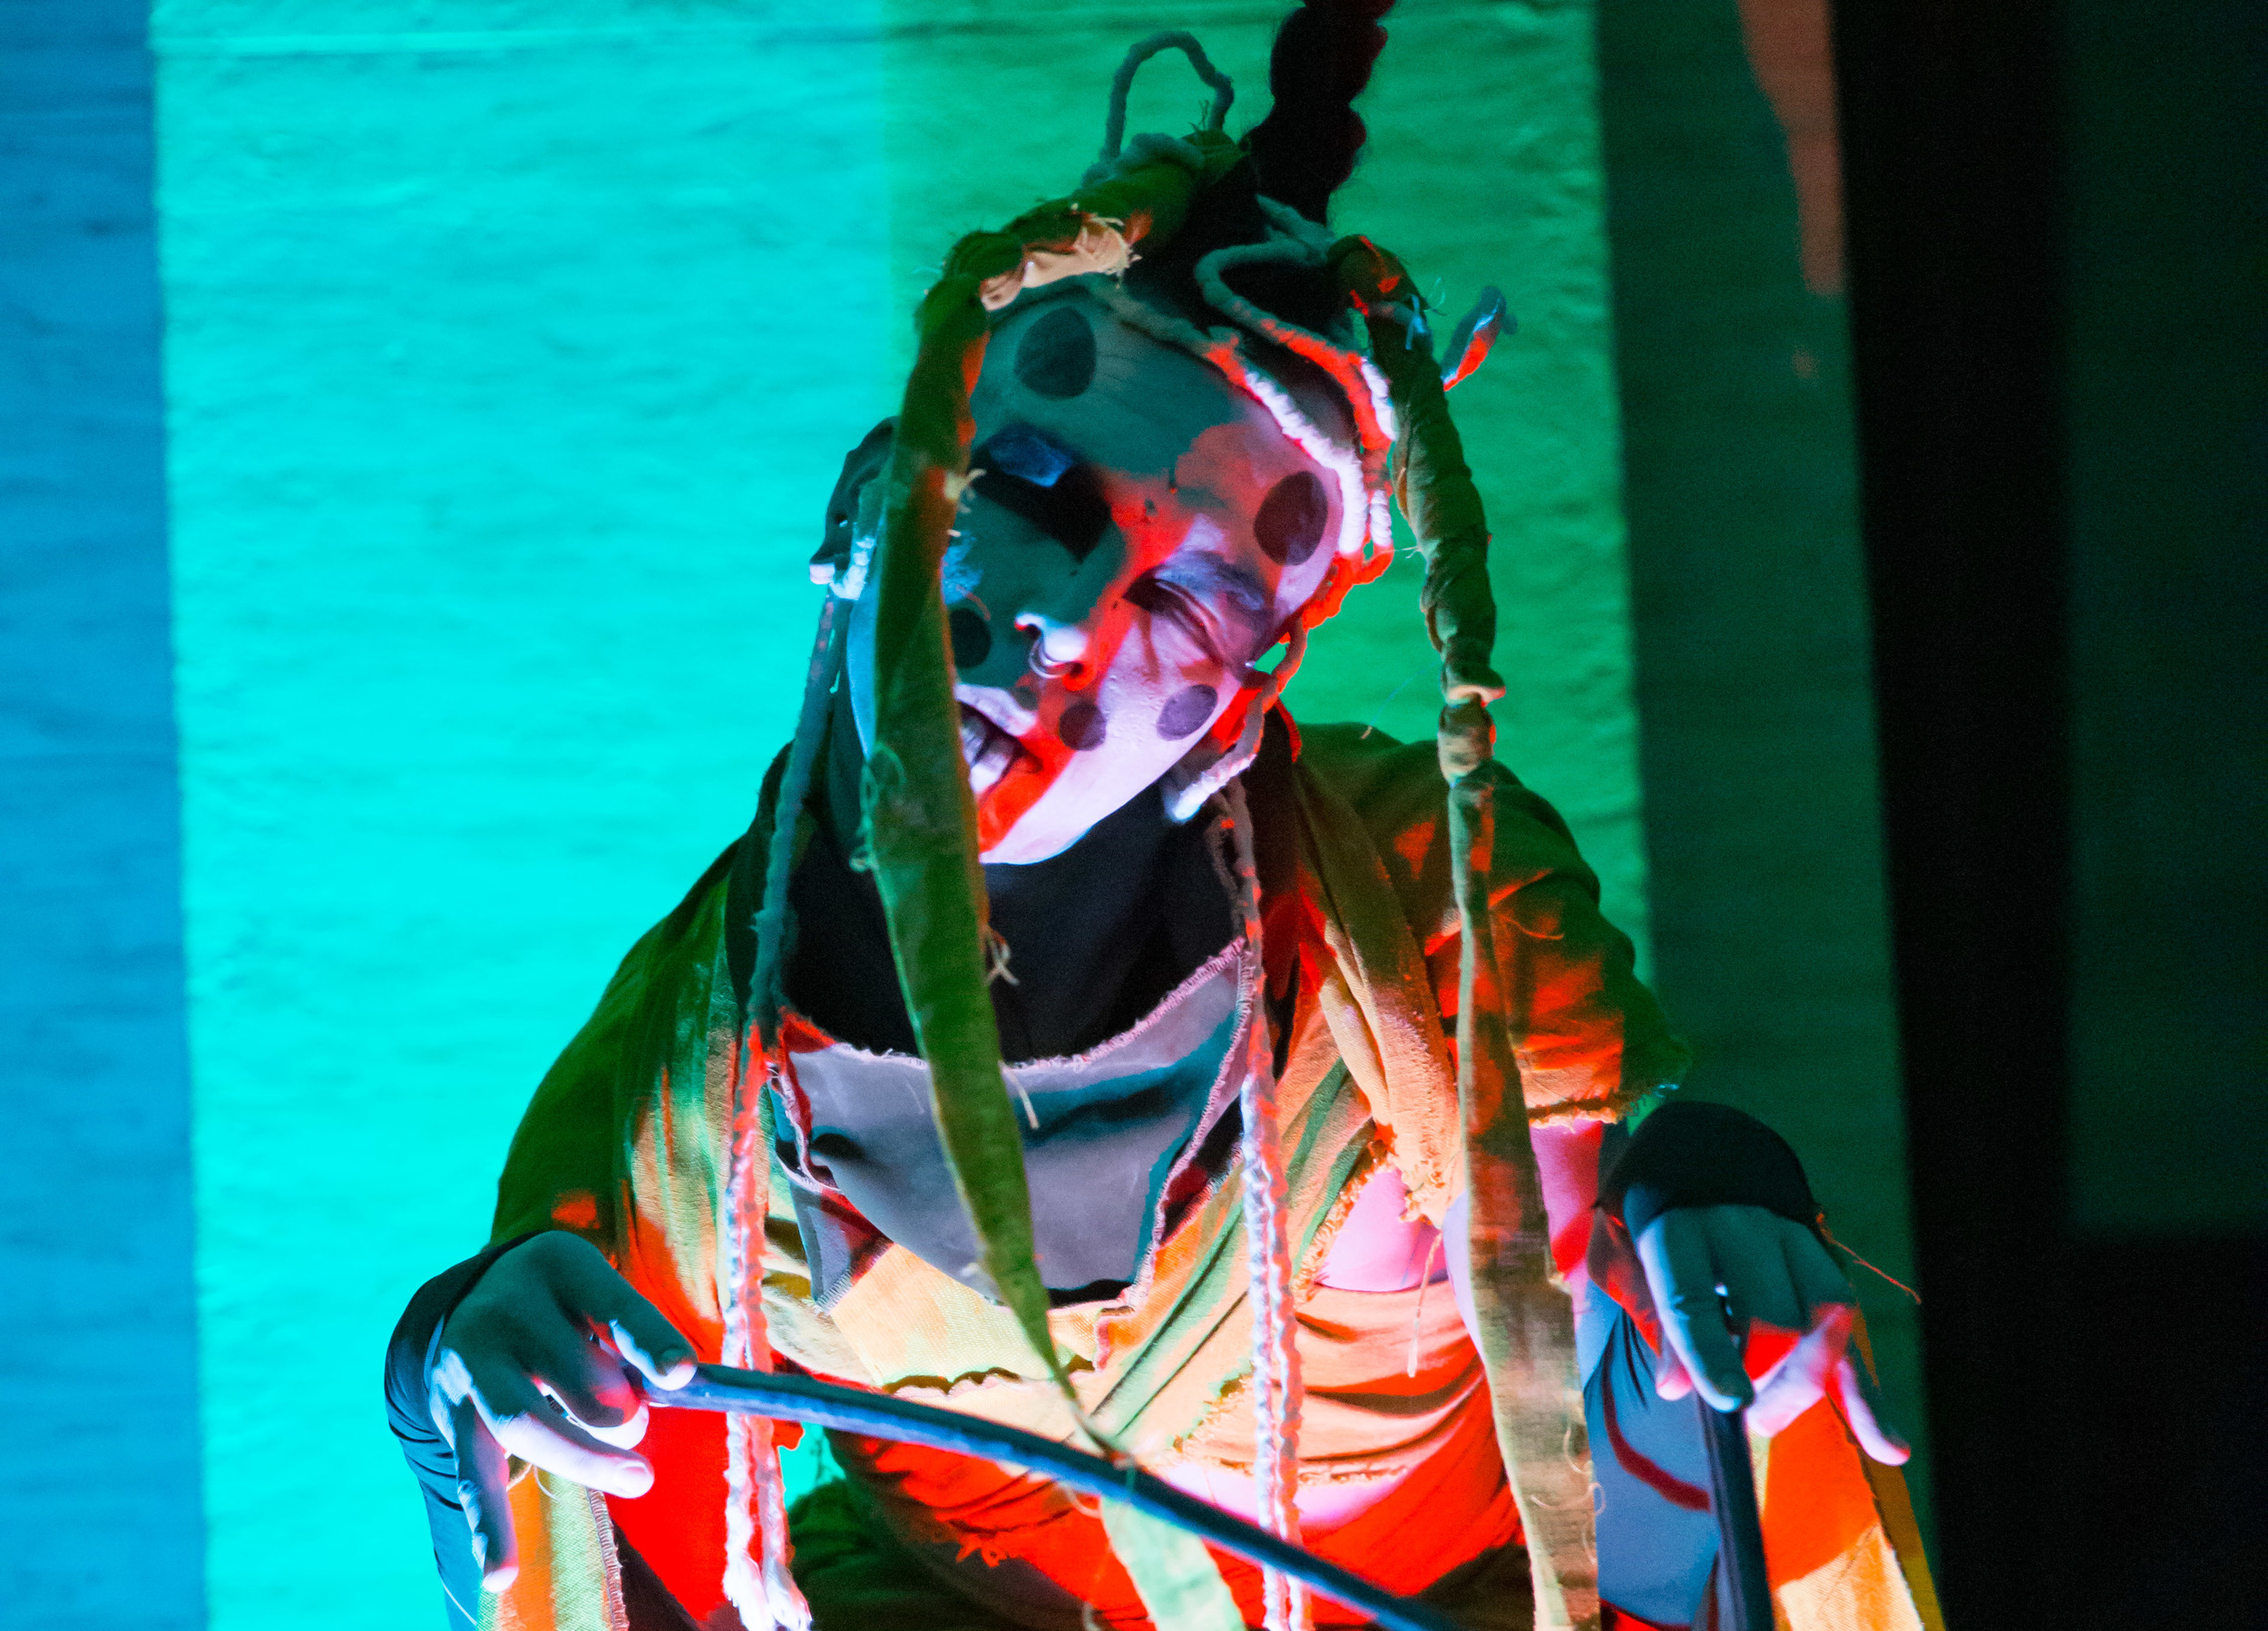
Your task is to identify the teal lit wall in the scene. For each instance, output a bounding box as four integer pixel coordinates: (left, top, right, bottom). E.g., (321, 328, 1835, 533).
(149, 5, 1649, 1626)
(153, 8, 894, 1623)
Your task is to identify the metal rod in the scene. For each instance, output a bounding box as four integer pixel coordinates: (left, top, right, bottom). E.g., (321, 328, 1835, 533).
(1698, 1397, 1773, 1631)
(650, 1363, 1462, 1631)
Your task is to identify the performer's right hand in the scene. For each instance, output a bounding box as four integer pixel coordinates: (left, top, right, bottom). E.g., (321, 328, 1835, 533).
(426, 1231, 697, 1592)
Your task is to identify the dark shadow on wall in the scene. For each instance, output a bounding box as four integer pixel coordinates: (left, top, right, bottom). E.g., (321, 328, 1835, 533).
(2059, 9, 2266, 1608)
(1594, 0, 1933, 1547)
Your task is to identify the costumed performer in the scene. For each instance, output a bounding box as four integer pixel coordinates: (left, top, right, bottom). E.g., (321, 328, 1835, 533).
(386, 8, 1939, 1629)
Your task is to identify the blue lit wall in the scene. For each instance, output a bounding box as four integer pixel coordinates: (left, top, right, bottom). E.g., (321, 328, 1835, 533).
(2, 5, 205, 1627)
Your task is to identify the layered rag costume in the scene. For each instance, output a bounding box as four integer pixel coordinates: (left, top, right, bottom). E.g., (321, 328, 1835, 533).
(387, 15, 1941, 1631)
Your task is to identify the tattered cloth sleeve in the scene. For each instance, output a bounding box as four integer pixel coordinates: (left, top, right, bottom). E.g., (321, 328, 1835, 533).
(1286, 719, 1689, 1228)
(458, 754, 870, 1631)
(380, 823, 755, 1631)
(462, 834, 748, 1631)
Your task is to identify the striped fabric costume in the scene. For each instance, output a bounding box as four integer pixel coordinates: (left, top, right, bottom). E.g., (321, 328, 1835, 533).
(387, 12, 1942, 1631)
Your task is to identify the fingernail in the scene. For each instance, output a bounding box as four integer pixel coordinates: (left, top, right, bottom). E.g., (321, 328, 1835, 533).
(484, 1563, 519, 1593)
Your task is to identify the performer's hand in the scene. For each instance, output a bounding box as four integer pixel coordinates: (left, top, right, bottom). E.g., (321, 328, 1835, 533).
(427, 1231, 697, 1591)
(1635, 1204, 1909, 1465)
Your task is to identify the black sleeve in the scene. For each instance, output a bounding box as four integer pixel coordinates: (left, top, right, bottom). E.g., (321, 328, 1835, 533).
(1597, 1100, 1820, 1239)
(383, 1235, 540, 1631)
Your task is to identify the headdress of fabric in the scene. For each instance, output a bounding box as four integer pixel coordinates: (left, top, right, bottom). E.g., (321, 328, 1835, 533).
(726, 6, 1594, 1629)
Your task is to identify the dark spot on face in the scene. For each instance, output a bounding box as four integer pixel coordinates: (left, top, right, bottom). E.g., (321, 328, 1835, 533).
(949, 605, 992, 669)
(1057, 700, 1108, 751)
(1156, 684, 1217, 740)
(1015, 306, 1098, 398)
(1254, 471, 1330, 565)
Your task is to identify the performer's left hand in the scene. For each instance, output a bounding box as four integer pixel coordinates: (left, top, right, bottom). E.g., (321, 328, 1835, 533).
(1635, 1204, 1910, 1465)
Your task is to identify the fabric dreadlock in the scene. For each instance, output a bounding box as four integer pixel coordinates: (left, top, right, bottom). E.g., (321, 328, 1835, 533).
(861, 117, 1242, 1395)
(1101, 32, 1235, 161)
(1331, 235, 1597, 1630)
(1245, 0, 1395, 225)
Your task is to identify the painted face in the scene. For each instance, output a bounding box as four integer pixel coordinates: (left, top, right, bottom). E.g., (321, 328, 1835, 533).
(850, 288, 1349, 864)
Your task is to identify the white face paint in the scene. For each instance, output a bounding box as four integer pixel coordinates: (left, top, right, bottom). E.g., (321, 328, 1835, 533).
(848, 288, 1352, 864)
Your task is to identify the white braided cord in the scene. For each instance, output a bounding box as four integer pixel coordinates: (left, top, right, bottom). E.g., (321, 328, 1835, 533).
(1223, 779, 1310, 1631)
(720, 1045, 812, 1631)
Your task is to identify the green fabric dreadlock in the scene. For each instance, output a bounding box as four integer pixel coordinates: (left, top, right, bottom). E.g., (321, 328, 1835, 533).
(1334, 235, 1600, 1631)
(856, 77, 1256, 1627)
(860, 127, 1245, 1422)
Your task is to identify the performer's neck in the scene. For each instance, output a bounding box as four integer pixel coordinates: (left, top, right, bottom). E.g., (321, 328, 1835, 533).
(804, 684, 1231, 1060)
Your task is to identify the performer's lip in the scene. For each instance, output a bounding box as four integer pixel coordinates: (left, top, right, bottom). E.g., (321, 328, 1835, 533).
(959, 702, 1032, 796)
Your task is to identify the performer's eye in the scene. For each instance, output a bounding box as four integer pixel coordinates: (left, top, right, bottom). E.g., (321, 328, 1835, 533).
(1125, 572, 1228, 665)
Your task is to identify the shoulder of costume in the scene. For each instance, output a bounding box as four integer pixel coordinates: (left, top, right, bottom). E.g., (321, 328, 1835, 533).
(1288, 717, 1596, 889)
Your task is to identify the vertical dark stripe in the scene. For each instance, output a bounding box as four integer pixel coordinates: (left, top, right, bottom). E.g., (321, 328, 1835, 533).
(0, 5, 208, 1628)
(2061, 0, 2268, 1624)
(1833, 0, 2073, 1624)
(2066, 2, 2268, 1237)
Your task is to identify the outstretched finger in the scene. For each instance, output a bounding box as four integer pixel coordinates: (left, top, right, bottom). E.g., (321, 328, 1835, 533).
(473, 1361, 656, 1499)
(1834, 1346, 1911, 1465)
(1650, 1333, 1696, 1401)
(1782, 1229, 1911, 1463)
(1747, 1304, 1844, 1437)
(450, 1397, 520, 1592)
(608, 1314, 697, 1392)
(1637, 1211, 1753, 1412)
(518, 1316, 650, 1441)
(1783, 1225, 1862, 1327)
(550, 1240, 696, 1391)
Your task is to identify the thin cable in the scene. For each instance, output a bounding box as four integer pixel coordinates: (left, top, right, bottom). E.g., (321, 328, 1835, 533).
(1818, 1216, 1922, 1304)
(652, 1365, 1483, 1628)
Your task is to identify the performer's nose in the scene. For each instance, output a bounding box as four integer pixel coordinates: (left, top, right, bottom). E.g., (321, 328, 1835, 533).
(1017, 613, 1090, 684)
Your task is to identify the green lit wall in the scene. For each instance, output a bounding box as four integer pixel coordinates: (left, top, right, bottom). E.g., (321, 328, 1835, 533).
(152, 5, 1647, 1626)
